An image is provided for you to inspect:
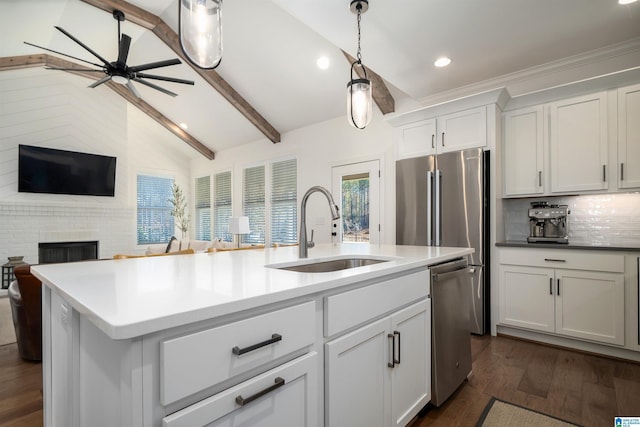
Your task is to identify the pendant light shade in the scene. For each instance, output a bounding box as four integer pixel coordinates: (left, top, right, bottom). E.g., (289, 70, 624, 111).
(347, 66, 372, 129)
(179, 0, 223, 69)
(347, 0, 372, 129)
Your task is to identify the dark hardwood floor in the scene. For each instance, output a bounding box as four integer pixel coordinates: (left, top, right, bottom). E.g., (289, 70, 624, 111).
(410, 334, 640, 427)
(1, 335, 639, 426)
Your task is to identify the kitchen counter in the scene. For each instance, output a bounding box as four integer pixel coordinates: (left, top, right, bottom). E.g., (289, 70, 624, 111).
(496, 240, 640, 252)
(32, 243, 472, 340)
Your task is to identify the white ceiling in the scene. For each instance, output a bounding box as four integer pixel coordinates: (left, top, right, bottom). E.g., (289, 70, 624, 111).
(2, 0, 640, 159)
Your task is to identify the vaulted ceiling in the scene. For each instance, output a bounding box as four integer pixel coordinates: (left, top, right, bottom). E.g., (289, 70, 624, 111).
(2, 0, 640, 160)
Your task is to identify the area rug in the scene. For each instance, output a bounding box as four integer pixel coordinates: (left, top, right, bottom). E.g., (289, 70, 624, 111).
(476, 398, 580, 427)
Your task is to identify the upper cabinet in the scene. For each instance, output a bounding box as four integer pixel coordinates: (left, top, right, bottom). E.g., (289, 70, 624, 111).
(549, 92, 608, 193)
(394, 106, 487, 159)
(502, 84, 640, 198)
(618, 83, 640, 189)
(503, 106, 544, 196)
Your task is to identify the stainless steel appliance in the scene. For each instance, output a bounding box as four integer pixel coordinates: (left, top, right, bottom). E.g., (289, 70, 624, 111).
(430, 257, 472, 407)
(396, 148, 489, 335)
(527, 202, 569, 244)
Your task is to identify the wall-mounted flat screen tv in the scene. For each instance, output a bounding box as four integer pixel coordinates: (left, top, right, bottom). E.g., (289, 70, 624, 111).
(18, 144, 116, 197)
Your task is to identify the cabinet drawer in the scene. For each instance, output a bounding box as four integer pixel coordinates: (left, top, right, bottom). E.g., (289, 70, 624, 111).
(162, 352, 318, 427)
(324, 269, 428, 337)
(161, 301, 316, 405)
(500, 249, 623, 273)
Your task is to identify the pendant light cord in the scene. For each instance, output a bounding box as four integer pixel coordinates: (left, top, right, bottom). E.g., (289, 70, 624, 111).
(356, 5, 363, 65)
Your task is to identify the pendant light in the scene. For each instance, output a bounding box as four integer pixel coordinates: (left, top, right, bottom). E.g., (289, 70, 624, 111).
(179, 0, 223, 69)
(347, 0, 372, 129)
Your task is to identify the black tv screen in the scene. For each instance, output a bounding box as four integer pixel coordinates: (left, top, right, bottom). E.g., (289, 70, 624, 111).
(18, 145, 116, 197)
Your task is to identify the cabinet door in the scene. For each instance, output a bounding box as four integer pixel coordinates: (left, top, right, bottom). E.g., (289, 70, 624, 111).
(395, 119, 436, 159)
(389, 300, 431, 427)
(325, 317, 388, 427)
(549, 92, 608, 193)
(436, 106, 487, 153)
(555, 269, 624, 345)
(162, 352, 318, 427)
(618, 84, 640, 189)
(503, 106, 544, 196)
(499, 265, 555, 333)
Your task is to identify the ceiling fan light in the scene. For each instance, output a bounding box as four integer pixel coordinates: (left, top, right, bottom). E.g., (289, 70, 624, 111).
(347, 77, 372, 129)
(179, 0, 223, 69)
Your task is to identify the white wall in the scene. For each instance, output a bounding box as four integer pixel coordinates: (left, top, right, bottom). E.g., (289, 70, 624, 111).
(0, 69, 193, 263)
(191, 109, 396, 245)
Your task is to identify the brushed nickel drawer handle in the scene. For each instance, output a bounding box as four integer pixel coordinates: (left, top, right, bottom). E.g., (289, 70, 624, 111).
(235, 377, 285, 406)
(544, 258, 566, 262)
(232, 334, 282, 356)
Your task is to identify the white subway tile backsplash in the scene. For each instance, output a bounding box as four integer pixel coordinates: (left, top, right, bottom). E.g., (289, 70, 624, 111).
(503, 193, 640, 246)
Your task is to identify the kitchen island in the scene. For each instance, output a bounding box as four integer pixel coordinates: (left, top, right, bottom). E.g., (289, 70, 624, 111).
(33, 243, 472, 427)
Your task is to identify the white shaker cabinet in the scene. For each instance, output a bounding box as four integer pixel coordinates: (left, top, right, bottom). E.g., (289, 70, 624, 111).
(618, 83, 640, 189)
(549, 92, 609, 193)
(499, 248, 625, 346)
(395, 106, 487, 159)
(502, 106, 545, 196)
(325, 299, 430, 427)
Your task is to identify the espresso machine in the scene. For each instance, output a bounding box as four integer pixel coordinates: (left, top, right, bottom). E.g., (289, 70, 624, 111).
(527, 201, 570, 243)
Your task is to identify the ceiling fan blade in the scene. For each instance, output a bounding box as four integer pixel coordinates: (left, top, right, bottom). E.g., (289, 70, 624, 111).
(132, 77, 178, 97)
(135, 73, 194, 86)
(128, 58, 181, 73)
(126, 81, 142, 99)
(54, 26, 111, 67)
(88, 75, 112, 88)
(24, 41, 105, 69)
(118, 34, 131, 65)
(45, 67, 104, 72)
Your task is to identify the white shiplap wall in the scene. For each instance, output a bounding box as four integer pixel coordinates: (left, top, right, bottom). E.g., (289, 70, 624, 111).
(0, 68, 194, 263)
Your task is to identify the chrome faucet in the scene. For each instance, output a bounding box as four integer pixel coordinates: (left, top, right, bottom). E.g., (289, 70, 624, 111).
(299, 186, 340, 258)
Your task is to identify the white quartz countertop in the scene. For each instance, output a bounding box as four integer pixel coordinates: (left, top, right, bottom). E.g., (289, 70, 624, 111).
(32, 243, 472, 340)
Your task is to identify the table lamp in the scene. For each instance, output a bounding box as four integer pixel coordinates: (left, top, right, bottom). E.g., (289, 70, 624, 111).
(228, 216, 250, 248)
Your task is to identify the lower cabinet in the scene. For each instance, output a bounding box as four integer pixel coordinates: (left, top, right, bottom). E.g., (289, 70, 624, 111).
(325, 299, 431, 427)
(499, 250, 625, 346)
(162, 352, 318, 427)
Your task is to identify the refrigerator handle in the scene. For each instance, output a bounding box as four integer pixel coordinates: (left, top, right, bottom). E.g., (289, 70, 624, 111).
(435, 169, 442, 246)
(427, 171, 434, 246)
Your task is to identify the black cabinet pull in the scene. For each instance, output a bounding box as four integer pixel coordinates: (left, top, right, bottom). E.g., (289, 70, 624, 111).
(549, 278, 553, 295)
(557, 278, 561, 296)
(394, 331, 401, 365)
(235, 377, 285, 406)
(388, 333, 395, 367)
(621, 163, 625, 181)
(232, 334, 282, 356)
(431, 134, 435, 149)
(544, 258, 566, 263)
(441, 132, 445, 147)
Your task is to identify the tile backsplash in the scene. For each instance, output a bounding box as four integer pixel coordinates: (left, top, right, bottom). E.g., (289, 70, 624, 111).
(503, 193, 640, 246)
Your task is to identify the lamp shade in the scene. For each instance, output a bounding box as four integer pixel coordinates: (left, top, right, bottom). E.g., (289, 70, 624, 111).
(179, 0, 223, 69)
(228, 216, 250, 234)
(347, 77, 372, 129)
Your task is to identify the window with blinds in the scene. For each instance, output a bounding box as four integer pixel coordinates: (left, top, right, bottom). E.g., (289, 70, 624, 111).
(271, 158, 297, 244)
(137, 175, 174, 244)
(213, 171, 232, 242)
(243, 165, 265, 245)
(195, 176, 211, 240)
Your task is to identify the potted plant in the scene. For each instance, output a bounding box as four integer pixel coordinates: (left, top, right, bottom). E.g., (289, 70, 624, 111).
(169, 183, 190, 239)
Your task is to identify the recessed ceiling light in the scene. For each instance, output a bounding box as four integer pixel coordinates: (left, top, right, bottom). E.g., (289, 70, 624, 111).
(316, 56, 330, 70)
(179, 122, 188, 130)
(434, 57, 452, 68)
(619, 0, 637, 4)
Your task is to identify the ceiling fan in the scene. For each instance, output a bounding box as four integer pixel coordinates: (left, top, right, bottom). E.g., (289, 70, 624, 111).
(24, 9, 194, 98)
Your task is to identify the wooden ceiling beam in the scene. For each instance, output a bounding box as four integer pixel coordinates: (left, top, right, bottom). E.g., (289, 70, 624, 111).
(0, 54, 215, 160)
(342, 50, 395, 115)
(80, 0, 282, 144)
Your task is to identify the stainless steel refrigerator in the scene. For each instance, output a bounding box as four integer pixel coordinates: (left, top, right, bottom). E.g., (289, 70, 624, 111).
(396, 148, 489, 335)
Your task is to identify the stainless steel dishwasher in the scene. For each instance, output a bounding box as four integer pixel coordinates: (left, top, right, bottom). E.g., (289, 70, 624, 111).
(430, 257, 472, 406)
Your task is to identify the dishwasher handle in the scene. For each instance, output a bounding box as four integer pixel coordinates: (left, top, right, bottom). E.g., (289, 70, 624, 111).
(431, 258, 469, 281)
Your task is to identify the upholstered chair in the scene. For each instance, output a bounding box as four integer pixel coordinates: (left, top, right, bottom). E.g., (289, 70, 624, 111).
(8, 264, 42, 361)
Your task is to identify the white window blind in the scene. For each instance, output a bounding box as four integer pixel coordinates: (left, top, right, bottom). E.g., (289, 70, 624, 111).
(213, 171, 232, 242)
(271, 158, 297, 244)
(243, 165, 265, 245)
(195, 176, 211, 240)
(137, 175, 174, 244)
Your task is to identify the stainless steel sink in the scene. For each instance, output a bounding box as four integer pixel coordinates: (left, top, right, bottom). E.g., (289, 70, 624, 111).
(272, 257, 388, 273)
